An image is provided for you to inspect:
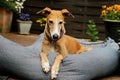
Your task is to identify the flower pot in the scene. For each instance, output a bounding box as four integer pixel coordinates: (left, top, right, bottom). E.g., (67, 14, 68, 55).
(104, 19, 120, 42)
(17, 20, 32, 34)
(0, 8, 13, 33)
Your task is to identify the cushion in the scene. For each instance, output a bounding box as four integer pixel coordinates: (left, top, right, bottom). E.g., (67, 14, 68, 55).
(0, 33, 119, 80)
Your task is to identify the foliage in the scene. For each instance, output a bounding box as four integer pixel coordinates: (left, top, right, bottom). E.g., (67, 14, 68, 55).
(36, 18, 46, 27)
(101, 4, 120, 20)
(0, 0, 26, 13)
(19, 13, 31, 21)
(86, 20, 99, 42)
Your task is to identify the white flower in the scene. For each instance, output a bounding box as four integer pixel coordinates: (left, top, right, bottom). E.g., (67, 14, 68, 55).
(6, 0, 26, 13)
(15, 6, 18, 9)
(22, 0, 26, 2)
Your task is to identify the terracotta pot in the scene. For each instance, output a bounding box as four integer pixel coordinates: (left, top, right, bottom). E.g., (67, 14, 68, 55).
(0, 8, 13, 33)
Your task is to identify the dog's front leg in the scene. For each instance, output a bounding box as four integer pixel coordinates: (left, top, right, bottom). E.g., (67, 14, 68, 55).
(51, 54, 63, 79)
(40, 40, 50, 73)
(40, 52, 50, 73)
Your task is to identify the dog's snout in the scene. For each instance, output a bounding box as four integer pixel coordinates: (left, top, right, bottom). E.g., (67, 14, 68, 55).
(53, 34, 59, 40)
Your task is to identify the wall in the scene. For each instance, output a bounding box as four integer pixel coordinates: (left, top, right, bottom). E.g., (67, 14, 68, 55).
(17, 0, 120, 39)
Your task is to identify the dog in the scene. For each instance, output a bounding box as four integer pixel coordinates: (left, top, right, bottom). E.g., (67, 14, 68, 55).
(37, 7, 92, 79)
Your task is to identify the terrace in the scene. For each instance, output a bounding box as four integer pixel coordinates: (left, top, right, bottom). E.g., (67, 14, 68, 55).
(0, 0, 120, 80)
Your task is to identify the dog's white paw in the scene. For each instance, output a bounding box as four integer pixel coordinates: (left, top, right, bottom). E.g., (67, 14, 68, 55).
(42, 62, 50, 73)
(51, 68, 58, 79)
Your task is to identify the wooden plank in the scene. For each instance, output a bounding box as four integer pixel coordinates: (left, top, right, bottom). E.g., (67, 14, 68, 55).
(74, 2, 118, 7)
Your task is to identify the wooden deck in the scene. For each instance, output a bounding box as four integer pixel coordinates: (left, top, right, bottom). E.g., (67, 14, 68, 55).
(0, 33, 38, 46)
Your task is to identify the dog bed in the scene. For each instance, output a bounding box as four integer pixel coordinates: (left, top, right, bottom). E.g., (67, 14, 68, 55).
(0, 33, 119, 80)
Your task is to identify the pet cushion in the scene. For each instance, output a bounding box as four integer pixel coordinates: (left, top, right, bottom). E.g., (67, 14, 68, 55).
(0, 33, 119, 80)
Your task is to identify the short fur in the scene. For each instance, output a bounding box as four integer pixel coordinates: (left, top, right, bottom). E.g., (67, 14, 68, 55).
(37, 7, 92, 79)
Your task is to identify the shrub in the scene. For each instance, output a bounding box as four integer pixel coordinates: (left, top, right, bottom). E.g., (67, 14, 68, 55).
(86, 20, 99, 42)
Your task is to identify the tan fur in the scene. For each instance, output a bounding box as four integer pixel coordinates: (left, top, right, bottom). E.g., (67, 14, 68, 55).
(37, 7, 92, 79)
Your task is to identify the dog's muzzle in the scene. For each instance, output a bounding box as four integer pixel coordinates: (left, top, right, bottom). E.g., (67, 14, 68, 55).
(52, 34, 60, 40)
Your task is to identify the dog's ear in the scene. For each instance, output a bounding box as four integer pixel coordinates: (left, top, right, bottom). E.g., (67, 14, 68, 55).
(61, 9, 74, 18)
(36, 7, 52, 17)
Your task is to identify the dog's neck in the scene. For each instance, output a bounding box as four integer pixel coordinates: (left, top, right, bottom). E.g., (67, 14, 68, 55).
(45, 29, 64, 44)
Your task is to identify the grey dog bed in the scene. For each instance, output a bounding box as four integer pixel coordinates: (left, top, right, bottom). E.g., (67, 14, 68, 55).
(0, 33, 119, 80)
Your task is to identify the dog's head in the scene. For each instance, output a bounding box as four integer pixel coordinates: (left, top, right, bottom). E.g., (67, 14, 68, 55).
(37, 7, 74, 40)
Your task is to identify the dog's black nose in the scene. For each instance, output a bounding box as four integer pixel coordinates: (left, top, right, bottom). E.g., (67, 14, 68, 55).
(53, 34, 59, 40)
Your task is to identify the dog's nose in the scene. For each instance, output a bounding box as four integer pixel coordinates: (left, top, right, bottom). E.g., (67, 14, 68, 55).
(53, 34, 59, 40)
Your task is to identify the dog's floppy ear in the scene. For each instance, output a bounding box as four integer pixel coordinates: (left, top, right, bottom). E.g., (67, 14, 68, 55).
(61, 9, 74, 18)
(36, 7, 52, 17)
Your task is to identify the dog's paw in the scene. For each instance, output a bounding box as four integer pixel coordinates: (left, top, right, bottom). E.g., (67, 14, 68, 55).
(51, 67, 59, 80)
(42, 62, 50, 73)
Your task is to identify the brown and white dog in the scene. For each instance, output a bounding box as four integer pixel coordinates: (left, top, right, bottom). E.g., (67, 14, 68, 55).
(37, 7, 92, 79)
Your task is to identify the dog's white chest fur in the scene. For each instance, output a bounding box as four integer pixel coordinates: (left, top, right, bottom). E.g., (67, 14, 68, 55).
(50, 44, 55, 52)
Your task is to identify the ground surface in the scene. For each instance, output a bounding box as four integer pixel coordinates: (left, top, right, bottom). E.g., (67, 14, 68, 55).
(0, 33, 38, 46)
(0, 33, 120, 80)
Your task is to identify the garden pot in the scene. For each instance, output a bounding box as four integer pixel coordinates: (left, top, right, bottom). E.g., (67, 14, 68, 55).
(17, 20, 32, 34)
(0, 8, 13, 33)
(104, 19, 120, 42)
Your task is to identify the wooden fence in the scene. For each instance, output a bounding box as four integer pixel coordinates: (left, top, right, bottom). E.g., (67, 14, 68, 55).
(11, 0, 120, 40)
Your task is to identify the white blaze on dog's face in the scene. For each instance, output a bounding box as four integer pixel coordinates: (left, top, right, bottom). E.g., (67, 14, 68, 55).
(47, 11, 65, 40)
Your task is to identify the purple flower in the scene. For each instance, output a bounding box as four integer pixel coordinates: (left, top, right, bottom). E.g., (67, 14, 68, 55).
(19, 13, 31, 21)
(25, 14, 30, 17)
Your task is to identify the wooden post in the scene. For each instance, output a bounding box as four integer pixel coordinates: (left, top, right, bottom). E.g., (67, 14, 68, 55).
(0, 8, 13, 33)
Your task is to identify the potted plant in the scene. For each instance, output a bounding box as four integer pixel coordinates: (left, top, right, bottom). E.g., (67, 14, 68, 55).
(86, 20, 99, 42)
(101, 4, 120, 42)
(36, 18, 46, 27)
(0, 0, 26, 33)
(17, 13, 32, 34)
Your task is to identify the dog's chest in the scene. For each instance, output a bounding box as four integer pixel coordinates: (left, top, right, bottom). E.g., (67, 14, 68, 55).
(50, 44, 56, 52)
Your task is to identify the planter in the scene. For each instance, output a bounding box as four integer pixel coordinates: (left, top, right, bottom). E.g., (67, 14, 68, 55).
(104, 19, 120, 42)
(17, 20, 32, 34)
(0, 8, 13, 33)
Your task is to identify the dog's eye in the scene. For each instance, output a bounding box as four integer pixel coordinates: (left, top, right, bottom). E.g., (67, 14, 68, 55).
(49, 20, 53, 24)
(59, 21, 63, 24)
